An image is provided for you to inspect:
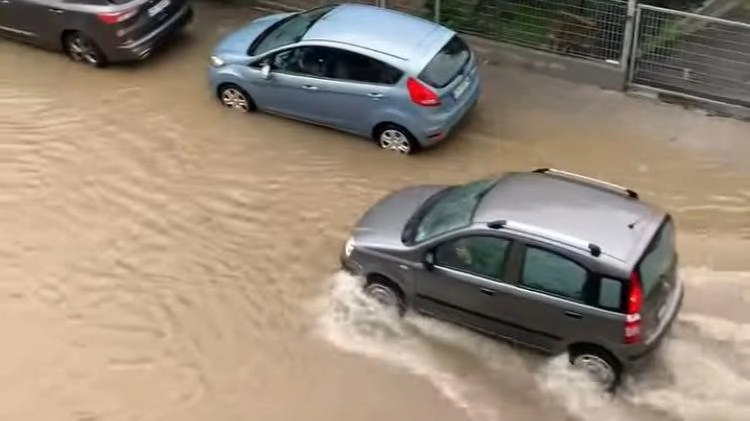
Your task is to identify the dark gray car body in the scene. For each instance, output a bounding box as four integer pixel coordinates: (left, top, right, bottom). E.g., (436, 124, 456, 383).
(0, 0, 192, 62)
(341, 169, 684, 372)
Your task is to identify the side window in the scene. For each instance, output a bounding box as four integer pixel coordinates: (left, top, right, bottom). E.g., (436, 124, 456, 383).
(521, 247, 588, 301)
(267, 46, 333, 78)
(598, 277, 623, 311)
(434, 236, 510, 280)
(328, 49, 403, 85)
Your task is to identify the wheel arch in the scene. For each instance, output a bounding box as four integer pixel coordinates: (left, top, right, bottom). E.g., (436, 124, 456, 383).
(365, 272, 407, 303)
(567, 342, 623, 370)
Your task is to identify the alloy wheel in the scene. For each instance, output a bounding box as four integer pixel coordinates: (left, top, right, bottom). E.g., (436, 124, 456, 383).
(378, 129, 411, 154)
(220, 87, 250, 112)
(68, 35, 101, 66)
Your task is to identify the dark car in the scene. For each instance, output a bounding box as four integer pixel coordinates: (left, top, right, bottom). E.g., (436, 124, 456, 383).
(341, 168, 684, 390)
(0, 0, 193, 67)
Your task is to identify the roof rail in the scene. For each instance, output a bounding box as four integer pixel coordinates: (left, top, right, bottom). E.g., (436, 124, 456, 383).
(532, 168, 639, 199)
(487, 219, 602, 257)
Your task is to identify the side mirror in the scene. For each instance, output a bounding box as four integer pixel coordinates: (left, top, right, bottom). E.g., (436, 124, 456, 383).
(260, 63, 271, 80)
(423, 251, 435, 271)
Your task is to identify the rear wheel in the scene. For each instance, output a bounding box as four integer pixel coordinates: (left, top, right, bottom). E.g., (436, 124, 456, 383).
(569, 346, 621, 391)
(364, 277, 406, 316)
(218, 84, 256, 112)
(373, 123, 419, 155)
(63, 31, 107, 68)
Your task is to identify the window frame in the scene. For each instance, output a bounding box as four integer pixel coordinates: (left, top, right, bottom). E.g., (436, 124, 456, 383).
(251, 44, 404, 86)
(431, 234, 513, 282)
(596, 276, 626, 312)
(518, 244, 594, 304)
(325, 48, 404, 86)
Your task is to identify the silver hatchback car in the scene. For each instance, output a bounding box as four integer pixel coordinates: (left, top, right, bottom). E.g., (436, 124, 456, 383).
(341, 168, 684, 389)
(207, 3, 481, 155)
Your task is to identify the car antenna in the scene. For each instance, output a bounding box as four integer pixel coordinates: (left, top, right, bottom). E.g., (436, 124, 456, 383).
(627, 215, 647, 229)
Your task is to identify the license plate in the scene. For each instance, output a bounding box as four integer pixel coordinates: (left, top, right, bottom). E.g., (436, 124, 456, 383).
(148, 0, 170, 16)
(452, 77, 471, 99)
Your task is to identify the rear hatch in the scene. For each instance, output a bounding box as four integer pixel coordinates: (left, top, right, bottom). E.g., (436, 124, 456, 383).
(636, 216, 680, 343)
(103, 0, 188, 41)
(417, 35, 478, 109)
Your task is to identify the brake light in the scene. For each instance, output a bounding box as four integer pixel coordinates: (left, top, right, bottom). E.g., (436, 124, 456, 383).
(406, 77, 441, 107)
(97, 9, 138, 25)
(624, 271, 644, 344)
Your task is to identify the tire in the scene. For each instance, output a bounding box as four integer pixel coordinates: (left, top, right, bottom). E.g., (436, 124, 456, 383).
(63, 31, 107, 68)
(364, 277, 406, 317)
(373, 123, 419, 155)
(217, 83, 257, 113)
(569, 346, 622, 392)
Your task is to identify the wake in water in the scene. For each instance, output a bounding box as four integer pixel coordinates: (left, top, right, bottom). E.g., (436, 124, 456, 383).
(312, 269, 750, 421)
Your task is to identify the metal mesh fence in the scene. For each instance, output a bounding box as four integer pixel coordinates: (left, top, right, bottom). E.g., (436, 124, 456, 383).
(251, 0, 629, 63)
(630, 5, 750, 108)
(410, 0, 628, 62)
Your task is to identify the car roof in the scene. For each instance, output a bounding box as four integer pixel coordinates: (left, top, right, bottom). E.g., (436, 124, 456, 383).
(302, 3, 447, 61)
(472, 171, 666, 265)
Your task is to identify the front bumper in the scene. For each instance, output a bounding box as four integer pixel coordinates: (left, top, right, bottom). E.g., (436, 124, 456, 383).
(110, 5, 194, 62)
(340, 253, 361, 276)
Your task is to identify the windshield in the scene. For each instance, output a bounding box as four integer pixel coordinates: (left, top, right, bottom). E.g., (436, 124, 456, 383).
(414, 178, 495, 243)
(418, 35, 471, 88)
(638, 218, 676, 298)
(250, 6, 336, 56)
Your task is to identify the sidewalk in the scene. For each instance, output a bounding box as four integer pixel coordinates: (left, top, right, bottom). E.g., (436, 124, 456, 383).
(474, 58, 750, 170)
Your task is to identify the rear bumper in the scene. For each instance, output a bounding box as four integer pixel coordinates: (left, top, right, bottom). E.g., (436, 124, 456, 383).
(620, 281, 685, 372)
(416, 77, 482, 148)
(108, 5, 193, 62)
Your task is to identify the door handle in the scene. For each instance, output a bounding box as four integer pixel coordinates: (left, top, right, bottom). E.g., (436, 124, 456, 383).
(301, 85, 318, 91)
(48, 8, 64, 13)
(367, 93, 384, 99)
(479, 287, 496, 296)
(564, 311, 583, 319)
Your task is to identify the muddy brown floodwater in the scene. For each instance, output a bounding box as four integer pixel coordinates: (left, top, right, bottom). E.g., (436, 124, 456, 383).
(1, 3, 750, 421)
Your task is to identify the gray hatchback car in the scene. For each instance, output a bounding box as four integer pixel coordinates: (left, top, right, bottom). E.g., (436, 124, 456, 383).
(0, 0, 193, 67)
(341, 168, 684, 389)
(208, 3, 481, 155)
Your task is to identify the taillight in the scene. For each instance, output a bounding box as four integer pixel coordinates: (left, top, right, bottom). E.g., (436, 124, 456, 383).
(624, 271, 644, 344)
(406, 77, 441, 107)
(98, 9, 138, 25)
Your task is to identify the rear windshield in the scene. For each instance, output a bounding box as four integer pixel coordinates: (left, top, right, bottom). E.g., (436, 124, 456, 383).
(418, 35, 471, 89)
(638, 218, 676, 298)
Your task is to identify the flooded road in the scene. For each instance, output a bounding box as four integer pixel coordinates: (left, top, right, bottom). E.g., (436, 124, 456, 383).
(1, 3, 750, 421)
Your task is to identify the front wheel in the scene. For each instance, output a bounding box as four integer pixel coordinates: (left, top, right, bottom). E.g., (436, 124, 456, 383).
(64, 32, 107, 68)
(373, 123, 419, 155)
(364, 279, 406, 317)
(217, 84, 256, 113)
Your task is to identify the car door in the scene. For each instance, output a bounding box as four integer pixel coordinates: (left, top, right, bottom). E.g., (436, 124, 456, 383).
(412, 234, 522, 340)
(1, 0, 67, 47)
(243, 46, 330, 122)
(497, 243, 606, 353)
(310, 48, 403, 134)
(0, 0, 34, 41)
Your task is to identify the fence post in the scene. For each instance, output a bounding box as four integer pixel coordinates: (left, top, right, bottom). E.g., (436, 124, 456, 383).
(626, 5, 643, 87)
(434, 0, 441, 23)
(619, 0, 637, 71)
